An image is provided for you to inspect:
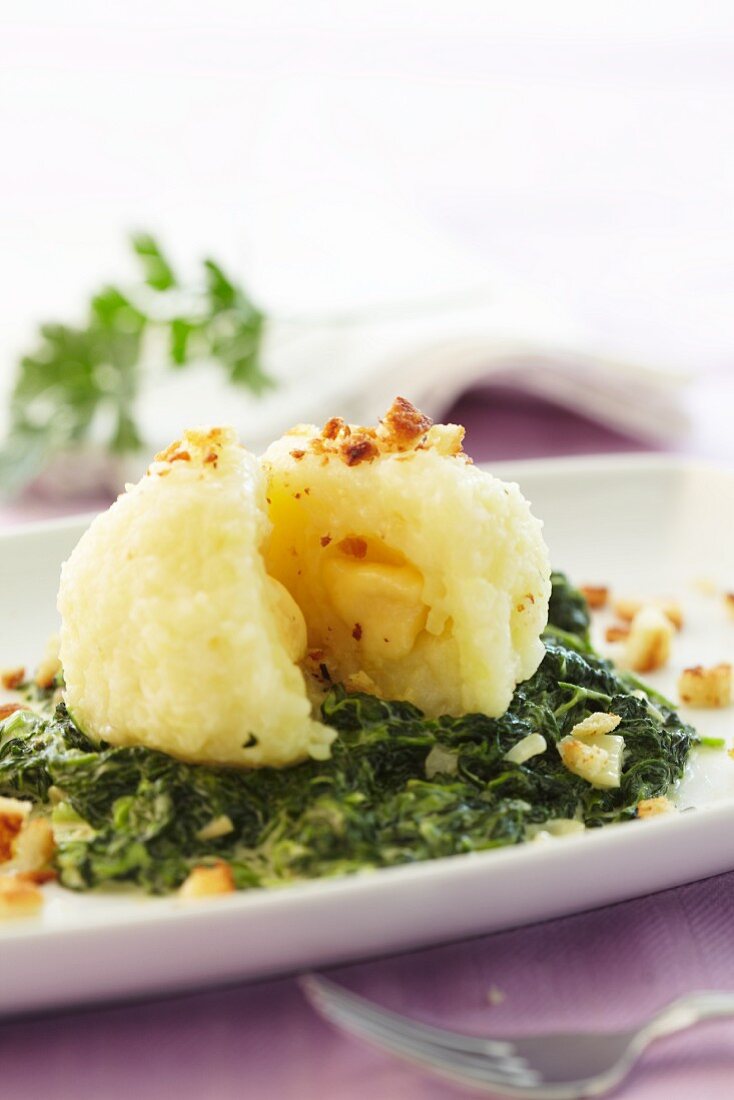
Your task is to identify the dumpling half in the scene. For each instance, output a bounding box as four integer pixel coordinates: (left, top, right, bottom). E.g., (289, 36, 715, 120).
(58, 427, 333, 767)
(261, 398, 552, 718)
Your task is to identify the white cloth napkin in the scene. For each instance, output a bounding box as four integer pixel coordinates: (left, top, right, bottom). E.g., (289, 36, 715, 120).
(137, 194, 689, 456)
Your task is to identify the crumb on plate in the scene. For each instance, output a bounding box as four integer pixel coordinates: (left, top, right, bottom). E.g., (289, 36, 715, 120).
(605, 624, 630, 643)
(0, 873, 44, 918)
(580, 585, 608, 610)
(613, 597, 683, 631)
(624, 606, 674, 672)
(35, 635, 61, 690)
(678, 663, 732, 709)
(178, 860, 236, 900)
(0, 798, 32, 863)
(637, 796, 676, 819)
(0, 667, 25, 691)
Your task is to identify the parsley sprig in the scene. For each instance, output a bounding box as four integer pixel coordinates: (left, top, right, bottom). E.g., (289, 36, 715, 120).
(0, 234, 272, 493)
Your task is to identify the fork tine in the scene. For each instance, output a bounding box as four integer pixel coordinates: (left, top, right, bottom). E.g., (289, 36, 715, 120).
(301, 975, 546, 1095)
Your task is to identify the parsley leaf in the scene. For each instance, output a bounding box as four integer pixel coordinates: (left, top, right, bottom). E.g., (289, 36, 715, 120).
(0, 234, 272, 494)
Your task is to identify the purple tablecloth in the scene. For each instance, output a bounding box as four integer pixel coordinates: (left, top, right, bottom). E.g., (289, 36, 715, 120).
(2, 382, 733, 1099)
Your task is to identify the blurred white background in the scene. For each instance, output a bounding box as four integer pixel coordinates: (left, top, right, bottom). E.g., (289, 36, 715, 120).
(1, 0, 732, 454)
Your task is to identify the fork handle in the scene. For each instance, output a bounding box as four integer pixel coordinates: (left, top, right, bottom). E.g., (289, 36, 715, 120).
(647, 990, 734, 1041)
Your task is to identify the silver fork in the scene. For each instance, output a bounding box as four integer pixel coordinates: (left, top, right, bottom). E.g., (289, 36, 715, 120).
(300, 974, 734, 1098)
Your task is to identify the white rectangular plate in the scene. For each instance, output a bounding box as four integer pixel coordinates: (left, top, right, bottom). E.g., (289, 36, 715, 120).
(0, 454, 732, 1017)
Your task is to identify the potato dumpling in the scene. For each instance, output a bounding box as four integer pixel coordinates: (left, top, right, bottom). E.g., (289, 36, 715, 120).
(261, 398, 551, 717)
(58, 427, 333, 767)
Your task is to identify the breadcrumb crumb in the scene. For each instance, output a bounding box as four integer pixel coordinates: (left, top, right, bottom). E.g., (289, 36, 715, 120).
(613, 598, 683, 631)
(637, 796, 676, 819)
(0, 798, 31, 863)
(624, 606, 674, 672)
(580, 585, 608, 610)
(178, 861, 236, 899)
(0, 874, 43, 918)
(678, 663, 732, 708)
(570, 712, 622, 739)
(0, 667, 25, 690)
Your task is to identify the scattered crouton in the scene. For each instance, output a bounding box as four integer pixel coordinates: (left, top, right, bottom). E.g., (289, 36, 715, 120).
(559, 739, 625, 792)
(569, 712, 622, 740)
(35, 634, 61, 690)
(725, 593, 734, 620)
(0, 874, 43, 918)
(678, 663, 732, 709)
(13, 817, 56, 874)
(580, 585, 609, 610)
(178, 861, 236, 899)
(624, 606, 674, 672)
(637, 796, 676, 819)
(0, 667, 25, 691)
(613, 598, 683, 631)
(0, 798, 32, 863)
(0, 702, 31, 721)
(605, 624, 630, 643)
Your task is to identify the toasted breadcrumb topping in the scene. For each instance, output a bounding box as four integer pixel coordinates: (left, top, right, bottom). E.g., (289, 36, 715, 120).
(380, 396, 433, 444)
(150, 427, 239, 476)
(287, 398, 466, 467)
